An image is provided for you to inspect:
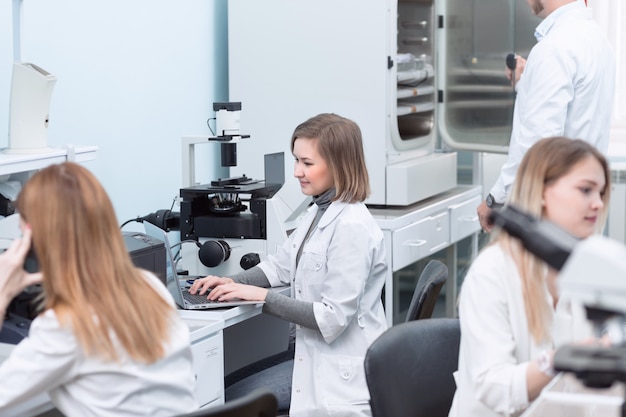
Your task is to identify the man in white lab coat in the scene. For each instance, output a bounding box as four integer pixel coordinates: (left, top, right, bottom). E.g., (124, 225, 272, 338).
(477, 0, 616, 232)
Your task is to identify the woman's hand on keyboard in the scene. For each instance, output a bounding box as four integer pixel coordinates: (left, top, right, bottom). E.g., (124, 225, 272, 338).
(189, 275, 233, 296)
(207, 282, 268, 302)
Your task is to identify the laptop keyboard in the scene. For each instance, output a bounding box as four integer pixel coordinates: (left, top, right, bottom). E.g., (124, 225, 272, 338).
(182, 290, 221, 305)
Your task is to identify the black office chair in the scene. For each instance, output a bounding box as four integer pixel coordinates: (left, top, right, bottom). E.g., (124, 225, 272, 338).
(175, 388, 278, 417)
(364, 318, 460, 417)
(405, 259, 448, 321)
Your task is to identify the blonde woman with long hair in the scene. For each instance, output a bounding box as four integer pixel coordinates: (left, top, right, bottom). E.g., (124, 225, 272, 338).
(0, 162, 197, 417)
(449, 137, 611, 417)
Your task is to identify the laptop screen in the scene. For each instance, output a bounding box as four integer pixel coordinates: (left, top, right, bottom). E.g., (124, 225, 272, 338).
(264, 152, 285, 189)
(142, 222, 186, 308)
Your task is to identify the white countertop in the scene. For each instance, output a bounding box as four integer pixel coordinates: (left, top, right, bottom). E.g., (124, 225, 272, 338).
(368, 185, 482, 229)
(177, 285, 291, 328)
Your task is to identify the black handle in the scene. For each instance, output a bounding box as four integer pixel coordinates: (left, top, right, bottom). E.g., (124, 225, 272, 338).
(506, 53, 517, 70)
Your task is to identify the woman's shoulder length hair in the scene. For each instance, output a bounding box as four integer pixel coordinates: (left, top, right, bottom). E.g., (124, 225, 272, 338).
(291, 113, 370, 203)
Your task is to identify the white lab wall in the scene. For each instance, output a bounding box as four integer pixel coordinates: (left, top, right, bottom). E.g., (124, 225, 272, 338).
(0, 0, 229, 224)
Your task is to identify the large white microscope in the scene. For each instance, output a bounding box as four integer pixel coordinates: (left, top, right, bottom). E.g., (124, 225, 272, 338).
(177, 102, 302, 279)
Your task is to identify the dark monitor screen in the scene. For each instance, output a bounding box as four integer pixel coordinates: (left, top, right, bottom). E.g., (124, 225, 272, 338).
(264, 152, 285, 188)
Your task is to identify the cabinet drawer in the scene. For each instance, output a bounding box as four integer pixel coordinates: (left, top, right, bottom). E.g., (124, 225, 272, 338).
(191, 331, 224, 407)
(449, 195, 482, 242)
(392, 211, 450, 270)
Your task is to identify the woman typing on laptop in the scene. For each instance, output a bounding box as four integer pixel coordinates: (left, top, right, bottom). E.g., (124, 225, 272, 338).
(0, 162, 197, 417)
(190, 113, 388, 417)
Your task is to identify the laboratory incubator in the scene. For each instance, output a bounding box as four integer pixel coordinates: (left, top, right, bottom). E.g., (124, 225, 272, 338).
(227, 0, 541, 207)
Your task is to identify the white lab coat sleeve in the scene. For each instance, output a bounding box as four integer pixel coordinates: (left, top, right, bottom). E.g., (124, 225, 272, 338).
(313, 218, 373, 344)
(259, 231, 295, 287)
(491, 41, 574, 203)
(0, 310, 77, 410)
(458, 250, 530, 415)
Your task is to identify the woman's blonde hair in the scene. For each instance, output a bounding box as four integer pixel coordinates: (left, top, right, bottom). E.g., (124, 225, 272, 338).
(16, 162, 175, 363)
(291, 113, 370, 203)
(493, 137, 610, 343)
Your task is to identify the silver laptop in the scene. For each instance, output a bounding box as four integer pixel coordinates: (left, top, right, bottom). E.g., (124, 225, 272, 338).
(143, 222, 264, 310)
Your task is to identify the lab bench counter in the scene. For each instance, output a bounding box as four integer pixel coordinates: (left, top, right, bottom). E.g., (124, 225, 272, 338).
(180, 302, 266, 328)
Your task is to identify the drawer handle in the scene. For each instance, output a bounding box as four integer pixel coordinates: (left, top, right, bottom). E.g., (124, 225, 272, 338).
(459, 215, 479, 222)
(429, 242, 450, 253)
(405, 239, 427, 247)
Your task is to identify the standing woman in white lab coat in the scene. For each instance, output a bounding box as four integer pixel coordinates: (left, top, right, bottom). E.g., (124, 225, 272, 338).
(191, 113, 389, 416)
(0, 162, 198, 417)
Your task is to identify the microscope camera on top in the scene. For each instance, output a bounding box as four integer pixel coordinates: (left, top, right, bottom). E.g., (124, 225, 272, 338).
(210, 102, 250, 168)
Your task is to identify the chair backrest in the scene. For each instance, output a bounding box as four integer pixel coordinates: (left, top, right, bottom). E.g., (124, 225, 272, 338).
(175, 388, 278, 417)
(364, 318, 460, 417)
(405, 259, 448, 321)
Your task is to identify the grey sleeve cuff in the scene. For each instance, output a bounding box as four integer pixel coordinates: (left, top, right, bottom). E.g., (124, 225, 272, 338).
(263, 291, 320, 332)
(230, 266, 271, 287)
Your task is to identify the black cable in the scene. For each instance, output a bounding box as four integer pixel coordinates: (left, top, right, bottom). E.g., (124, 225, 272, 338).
(206, 117, 216, 136)
(171, 239, 200, 263)
(119, 217, 142, 229)
(120, 196, 180, 231)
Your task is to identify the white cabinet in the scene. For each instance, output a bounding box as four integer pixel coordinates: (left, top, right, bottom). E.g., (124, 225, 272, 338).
(370, 185, 482, 324)
(392, 211, 450, 271)
(189, 332, 223, 407)
(449, 194, 482, 242)
(183, 316, 226, 408)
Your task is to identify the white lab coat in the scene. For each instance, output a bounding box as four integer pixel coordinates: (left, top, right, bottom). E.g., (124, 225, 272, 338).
(448, 244, 592, 417)
(490, 1, 615, 202)
(0, 272, 198, 417)
(259, 200, 388, 417)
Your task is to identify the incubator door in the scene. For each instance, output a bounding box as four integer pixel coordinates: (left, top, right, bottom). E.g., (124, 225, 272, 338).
(436, 0, 541, 153)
